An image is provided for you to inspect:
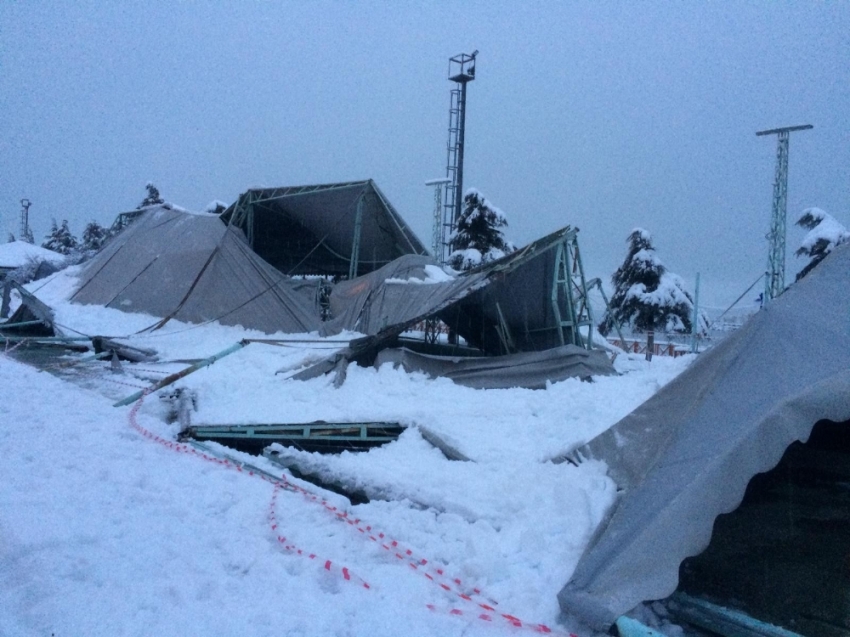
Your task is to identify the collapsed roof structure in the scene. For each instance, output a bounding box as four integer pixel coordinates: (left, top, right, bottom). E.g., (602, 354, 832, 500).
(321, 226, 595, 352)
(71, 206, 321, 335)
(292, 226, 612, 382)
(558, 242, 850, 632)
(0, 241, 65, 279)
(220, 180, 429, 278)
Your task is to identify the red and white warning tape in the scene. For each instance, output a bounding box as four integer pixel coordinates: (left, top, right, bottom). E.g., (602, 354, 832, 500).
(126, 393, 577, 636)
(268, 482, 371, 589)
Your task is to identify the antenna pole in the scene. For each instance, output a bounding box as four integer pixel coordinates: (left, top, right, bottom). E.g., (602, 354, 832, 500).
(755, 124, 812, 302)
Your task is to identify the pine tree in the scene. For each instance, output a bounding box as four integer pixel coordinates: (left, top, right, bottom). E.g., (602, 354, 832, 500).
(42, 219, 80, 255)
(794, 208, 850, 281)
(137, 182, 164, 209)
(599, 228, 704, 336)
(81, 220, 109, 253)
(448, 189, 516, 271)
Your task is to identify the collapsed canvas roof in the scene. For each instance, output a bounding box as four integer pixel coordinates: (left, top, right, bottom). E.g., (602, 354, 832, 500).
(375, 345, 614, 390)
(320, 226, 596, 356)
(220, 180, 428, 278)
(558, 242, 850, 631)
(71, 206, 321, 335)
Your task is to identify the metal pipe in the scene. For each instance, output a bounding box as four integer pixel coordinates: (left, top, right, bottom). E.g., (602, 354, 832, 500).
(113, 340, 249, 407)
(690, 272, 701, 354)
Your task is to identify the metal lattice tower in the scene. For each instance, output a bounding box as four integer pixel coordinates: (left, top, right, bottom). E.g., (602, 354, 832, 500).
(441, 50, 478, 263)
(19, 199, 31, 240)
(425, 178, 451, 260)
(756, 124, 812, 302)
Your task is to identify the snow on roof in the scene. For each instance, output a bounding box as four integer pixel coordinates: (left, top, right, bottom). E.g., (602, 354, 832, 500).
(385, 264, 456, 285)
(0, 240, 65, 269)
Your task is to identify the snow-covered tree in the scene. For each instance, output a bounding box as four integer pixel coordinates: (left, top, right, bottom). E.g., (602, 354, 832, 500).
(448, 189, 516, 271)
(599, 228, 707, 336)
(81, 220, 109, 253)
(42, 219, 79, 255)
(137, 182, 164, 209)
(794, 207, 850, 281)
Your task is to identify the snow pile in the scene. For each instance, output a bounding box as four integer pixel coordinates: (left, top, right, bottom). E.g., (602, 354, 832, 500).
(0, 267, 693, 636)
(0, 241, 65, 269)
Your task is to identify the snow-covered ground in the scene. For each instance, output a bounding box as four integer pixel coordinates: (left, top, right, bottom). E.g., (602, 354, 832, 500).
(1, 267, 692, 636)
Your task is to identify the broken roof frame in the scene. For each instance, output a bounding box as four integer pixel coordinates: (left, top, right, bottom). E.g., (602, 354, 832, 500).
(295, 225, 597, 380)
(387, 224, 596, 353)
(222, 180, 429, 278)
(454, 224, 596, 353)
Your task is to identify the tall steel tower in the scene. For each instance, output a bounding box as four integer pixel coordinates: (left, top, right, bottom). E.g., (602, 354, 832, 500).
(756, 124, 812, 302)
(441, 50, 478, 263)
(19, 199, 32, 241)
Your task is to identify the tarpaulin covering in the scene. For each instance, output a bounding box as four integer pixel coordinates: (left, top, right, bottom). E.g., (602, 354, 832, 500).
(71, 206, 321, 335)
(558, 242, 850, 632)
(221, 181, 428, 277)
(320, 254, 488, 338)
(374, 345, 615, 390)
(319, 226, 590, 355)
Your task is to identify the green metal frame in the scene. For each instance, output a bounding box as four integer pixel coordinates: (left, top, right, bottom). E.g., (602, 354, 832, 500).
(182, 422, 403, 444)
(550, 235, 594, 349)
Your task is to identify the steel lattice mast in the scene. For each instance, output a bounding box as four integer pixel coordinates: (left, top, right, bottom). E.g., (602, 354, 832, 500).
(441, 50, 478, 263)
(755, 124, 812, 302)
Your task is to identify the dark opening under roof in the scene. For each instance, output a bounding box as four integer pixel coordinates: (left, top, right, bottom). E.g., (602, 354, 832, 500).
(221, 180, 428, 278)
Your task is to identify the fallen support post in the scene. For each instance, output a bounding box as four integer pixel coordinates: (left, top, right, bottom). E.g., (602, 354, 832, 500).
(0, 336, 93, 343)
(92, 336, 158, 362)
(55, 351, 112, 368)
(668, 592, 805, 637)
(0, 319, 46, 330)
(113, 340, 249, 407)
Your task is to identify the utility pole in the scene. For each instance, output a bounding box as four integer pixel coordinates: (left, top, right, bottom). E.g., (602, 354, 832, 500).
(755, 124, 812, 302)
(442, 50, 478, 263)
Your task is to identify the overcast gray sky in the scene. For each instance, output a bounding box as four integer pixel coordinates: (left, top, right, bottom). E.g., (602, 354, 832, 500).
(2, 2, 848, 307)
